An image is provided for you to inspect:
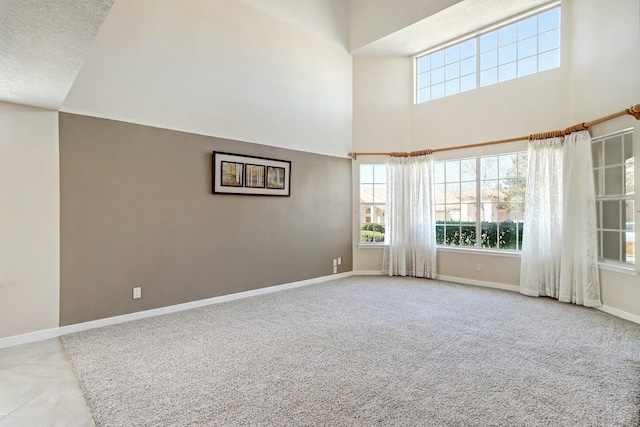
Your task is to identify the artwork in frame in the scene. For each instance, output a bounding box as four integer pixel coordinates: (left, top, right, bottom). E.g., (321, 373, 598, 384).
(212, 152, 291, 196)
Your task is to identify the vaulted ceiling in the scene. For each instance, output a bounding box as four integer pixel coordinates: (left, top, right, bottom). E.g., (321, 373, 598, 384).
(0, 0, 548, 111)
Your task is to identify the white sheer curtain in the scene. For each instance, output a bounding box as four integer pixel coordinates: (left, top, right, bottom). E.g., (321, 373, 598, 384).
(383, 154, 437, 278)
(559, 130, 601, 306)
(520, 131, 601, 306)
(520, 137, 564, 298)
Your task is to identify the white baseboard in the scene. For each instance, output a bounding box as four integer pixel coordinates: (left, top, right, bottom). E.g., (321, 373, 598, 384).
(596, 305, 640, 324)
(436, 275, 521, 293)
(0, 272, 353, 350)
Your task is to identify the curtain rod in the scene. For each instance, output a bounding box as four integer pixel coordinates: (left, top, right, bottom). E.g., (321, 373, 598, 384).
(348, 104, 640, 159)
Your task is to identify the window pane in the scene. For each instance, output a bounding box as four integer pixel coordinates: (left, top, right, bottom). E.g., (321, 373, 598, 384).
(602, 231, 621, 261)
(499, 62, 517, 82)
(626, 232, 635, 264)
(624, 132, 634, 161)
(360, 184, 374, 203)
(373, 165, 386, 183)
(626, 161, 634, 195)
(461, 57, 476, 75)
(602, 200, 621, 229)
(481, 180, 498, 201)
(372, 205, 386, 224)
(593, 169, 602, 197)
(481, 221, 498, 248)
(625, 200, 634, 230)
(432, 51, 445, 68)
(446, 225, 460, 246)
(498, 24, 517, 46)
(517, 56, 537, 77)
(432, 83, 445, 99)
(436, 225, 445, 244)
(360, 165, 373, 183)
(518, 36, 537, 59)
(373, 184, 387, 203)
(498, 43, 517, 65)
(417, 71, 431, 89)
(592, 141, 603, 167)
(539, 7, 560, 32)
(445, 161, 460, 181)
(539, 28, 560, 52)
(461, 182, 476, 202)
(481, 68, 498, 86)
(605, 166, 624, 196)
(446, 63, 460, 80)
(434, 163, 445, 183)
(461, 74, 476, 92)
(461, 158, 477, 181)
(461, 39, 476, 58)
(431, 67, 445, 84)
(481, 49, 497, 70)
(417, 87, 430, 103)
(446, 183, 461, 203)
(518, 16, 537, 39)
(499, 154, 516, 178)
(459, 219, 476, 247)
(539, 48, 560, 71)
(446, 79, 460, 96)
(604, 136, 623, 165)
(435, 204, 446, 222)
(481, 157, 499, 179)
(417, 55, 430, 73)
(446, 44, 460, 64)
(481, 31, 497, 52)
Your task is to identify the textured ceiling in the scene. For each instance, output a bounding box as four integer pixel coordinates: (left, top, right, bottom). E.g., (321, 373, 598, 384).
(0, 0, 550, 111)
(0, 0, 114, 110)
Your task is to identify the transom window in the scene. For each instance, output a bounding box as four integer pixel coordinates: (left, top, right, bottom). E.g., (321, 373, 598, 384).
(592, 129, 635, 265)
(435, 153, 527, 250)
(416, 3, 561, 104)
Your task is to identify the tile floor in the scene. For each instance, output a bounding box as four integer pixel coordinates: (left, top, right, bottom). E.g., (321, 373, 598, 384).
(0, 338, 94, 427)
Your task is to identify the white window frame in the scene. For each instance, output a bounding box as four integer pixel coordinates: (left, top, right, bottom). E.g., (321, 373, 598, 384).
(435, 151, 528, 252)
(592, 128, 635, 268)
(415, 1, 561, 104)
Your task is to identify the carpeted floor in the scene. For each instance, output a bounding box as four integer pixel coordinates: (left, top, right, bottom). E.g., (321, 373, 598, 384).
(62, 276, 640, 426)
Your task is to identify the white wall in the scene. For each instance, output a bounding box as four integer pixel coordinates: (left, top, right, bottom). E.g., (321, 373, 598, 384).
(61, 0, 352, 158)
(352, 0, 640, 319)
(0, 102, 59, 338)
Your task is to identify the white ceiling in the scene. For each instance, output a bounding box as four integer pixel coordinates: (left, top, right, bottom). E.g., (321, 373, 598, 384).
(0, 0, 549, 111)
(0, 0, 114, 110)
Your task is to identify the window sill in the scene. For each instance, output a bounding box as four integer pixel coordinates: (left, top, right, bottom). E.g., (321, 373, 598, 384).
(357, 243, 385, 249)
(436, 245, 522, 258)
(598, 262, 638, 276)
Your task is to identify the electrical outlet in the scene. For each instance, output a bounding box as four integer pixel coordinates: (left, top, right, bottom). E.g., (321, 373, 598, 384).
(337, 257, 342, 265)
(333, 259, 337, 267)
(333, 266, 338, 274)
(133, 287, 142, 299)
(476, 264, 482, 272)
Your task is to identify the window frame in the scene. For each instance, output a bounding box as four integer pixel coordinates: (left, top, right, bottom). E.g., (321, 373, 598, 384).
(358, 161, 387, 247)
(414, 1, 561, 104)
(435, 151, 528, 252)
(592, 128, 635, 268)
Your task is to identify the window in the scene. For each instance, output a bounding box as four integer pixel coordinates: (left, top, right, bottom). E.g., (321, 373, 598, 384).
(360, 164, 387, 244)
(592, 129, 635, 265)
(435, 152, 527, 250)
(416, 4, 561, 103)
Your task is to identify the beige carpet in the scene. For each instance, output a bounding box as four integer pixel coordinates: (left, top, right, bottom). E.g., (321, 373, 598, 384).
(62, 276, 640, 426)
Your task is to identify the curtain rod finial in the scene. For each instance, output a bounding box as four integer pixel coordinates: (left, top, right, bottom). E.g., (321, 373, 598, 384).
(629, 104, 640, 120)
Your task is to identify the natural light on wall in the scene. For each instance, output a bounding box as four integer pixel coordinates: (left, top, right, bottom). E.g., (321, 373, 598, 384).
(415, 3, 561, 104)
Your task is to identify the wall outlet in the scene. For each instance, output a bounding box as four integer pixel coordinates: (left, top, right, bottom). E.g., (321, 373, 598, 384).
(333, 258, 337, 267)
(476, 264, 482, 272)
(333, 266, 338, 274)
(337, 257, 342, 265)
(133, 287, 142, 299)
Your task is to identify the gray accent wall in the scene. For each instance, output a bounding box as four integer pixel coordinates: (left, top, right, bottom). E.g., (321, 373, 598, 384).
(59, 113, 352, 326)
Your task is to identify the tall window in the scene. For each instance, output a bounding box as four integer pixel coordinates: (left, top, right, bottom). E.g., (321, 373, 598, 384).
(592, 129, 635, 265)
(416, 4, 561, 103)
(435, 152, 527, 250)
(359, 164, 387, 244)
